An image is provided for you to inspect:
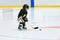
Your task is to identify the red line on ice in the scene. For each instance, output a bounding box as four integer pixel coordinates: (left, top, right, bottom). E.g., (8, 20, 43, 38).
(41, 26, 60, 28)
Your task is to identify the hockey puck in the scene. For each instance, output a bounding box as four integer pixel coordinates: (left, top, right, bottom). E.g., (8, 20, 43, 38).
(39, 29, 42, 31)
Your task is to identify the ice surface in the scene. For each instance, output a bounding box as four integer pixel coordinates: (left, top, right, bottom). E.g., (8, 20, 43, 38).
(0, 8, 60, 40)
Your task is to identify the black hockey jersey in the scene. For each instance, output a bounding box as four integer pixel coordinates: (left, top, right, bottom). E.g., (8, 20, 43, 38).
(18, 9, 27, 18)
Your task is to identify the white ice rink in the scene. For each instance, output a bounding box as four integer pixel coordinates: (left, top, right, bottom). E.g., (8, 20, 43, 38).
(0, 8, 60, 40)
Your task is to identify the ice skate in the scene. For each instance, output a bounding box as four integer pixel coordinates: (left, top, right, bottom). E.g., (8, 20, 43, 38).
(23, 27, 27, 30)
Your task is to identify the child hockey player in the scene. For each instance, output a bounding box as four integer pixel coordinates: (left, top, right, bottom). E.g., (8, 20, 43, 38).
(17, 4, 29, 30)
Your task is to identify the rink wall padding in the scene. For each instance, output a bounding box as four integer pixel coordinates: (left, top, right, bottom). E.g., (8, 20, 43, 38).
(0, 5, 60, 8)
(0, 0, 60, 8)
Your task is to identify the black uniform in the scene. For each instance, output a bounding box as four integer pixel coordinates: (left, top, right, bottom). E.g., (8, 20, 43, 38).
(18, 9, 28, 29)
(18, 9, 27, 18)
(18, 4, 29, 30)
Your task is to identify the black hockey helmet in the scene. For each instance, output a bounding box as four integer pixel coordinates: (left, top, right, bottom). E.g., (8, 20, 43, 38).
(23, 4, 29, 9)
